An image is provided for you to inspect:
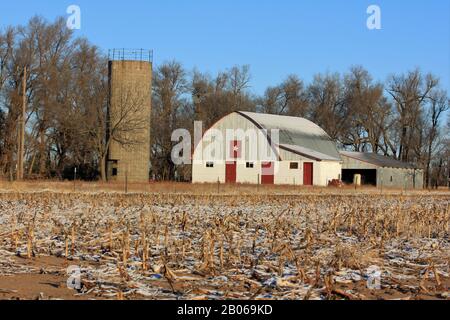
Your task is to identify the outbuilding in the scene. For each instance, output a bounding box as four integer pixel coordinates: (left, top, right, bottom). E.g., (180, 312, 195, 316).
(340, 151, 424, 189)
(192, 111, 342, 186)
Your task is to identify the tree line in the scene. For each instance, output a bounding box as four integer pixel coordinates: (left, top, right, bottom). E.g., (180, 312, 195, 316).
(1, 17, 448, 187)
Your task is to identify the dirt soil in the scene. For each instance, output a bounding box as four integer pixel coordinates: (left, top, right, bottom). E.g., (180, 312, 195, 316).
(1, 255, 448, 300)
(0, 256, 95, 300)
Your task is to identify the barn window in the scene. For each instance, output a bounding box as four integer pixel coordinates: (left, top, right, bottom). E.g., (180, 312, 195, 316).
(246, 162, 254, 168)
(390, 176, 393, 182)
(112, 168, 118, 176)
(290, 162, 299, 169)
(206, 162, 214, 168)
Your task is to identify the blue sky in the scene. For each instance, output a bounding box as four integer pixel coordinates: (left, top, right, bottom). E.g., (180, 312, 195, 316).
(1, 0, 449, 94)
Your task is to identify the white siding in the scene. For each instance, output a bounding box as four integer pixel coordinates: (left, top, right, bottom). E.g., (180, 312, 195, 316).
(276, 151, 341, 186)
(237, 161, 260, 184)
(316, 161, 342, 186)
(192, 162, 225, 183)
(275, 161, 302, 185)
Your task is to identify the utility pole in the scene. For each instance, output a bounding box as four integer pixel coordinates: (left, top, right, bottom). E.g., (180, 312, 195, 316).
(17, 66, 27, 181)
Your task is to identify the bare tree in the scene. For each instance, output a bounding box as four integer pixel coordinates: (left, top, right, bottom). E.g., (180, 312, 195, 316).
(151, 61, 189, 180)
(258, 75, 308, 117)
(340, 67, 388, 152)
(386, 69, 439, 162)
(423, 90, 449, 187)
(0, 27, 15, 91)
(307, 73, 347, 142)
(227, 65, 254, 111)
(192, 68, 253, 124)
(0, 27, 19, 178)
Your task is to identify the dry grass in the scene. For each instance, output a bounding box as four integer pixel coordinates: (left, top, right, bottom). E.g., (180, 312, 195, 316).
(0, 180, 448, 196)
(0, 185, 449, 300)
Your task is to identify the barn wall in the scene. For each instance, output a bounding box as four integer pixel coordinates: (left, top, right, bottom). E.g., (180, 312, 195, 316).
(274, 161, 341, 186)
(236, 161, 260, 184)
(277, 150, 313, 185)
(317, 161, 343, 186)
(378, 168, 424, 190)
(275, 161, 304, 185)
(279, 149, 341, 186)
(192, 158, 342, 186)
(192, 162, 225, 183)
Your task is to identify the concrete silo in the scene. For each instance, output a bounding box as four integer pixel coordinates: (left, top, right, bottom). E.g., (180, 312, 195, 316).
(107, 49, 152, 183)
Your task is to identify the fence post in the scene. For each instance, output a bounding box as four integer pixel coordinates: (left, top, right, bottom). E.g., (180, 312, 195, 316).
(73, 167, 77, 192)
(380, 176, 383, 194)
(125, 167, 128, 194)
(404, 174, 407, 195)
(217, 178, 220, 194)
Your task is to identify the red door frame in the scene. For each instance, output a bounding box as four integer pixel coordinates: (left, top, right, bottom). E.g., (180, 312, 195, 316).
(303, 162, 314, 186)
(261, 162, 275, 185)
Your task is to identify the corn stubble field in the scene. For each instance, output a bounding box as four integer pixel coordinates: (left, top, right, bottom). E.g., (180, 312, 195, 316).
(0, 183, 449, 300)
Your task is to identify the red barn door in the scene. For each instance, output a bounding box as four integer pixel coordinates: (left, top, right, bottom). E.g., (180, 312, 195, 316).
(303, 162, 313, 186)
(261, 162, 275, 185)
(226, 162, 237, 183)
(226, 140, 241, 184)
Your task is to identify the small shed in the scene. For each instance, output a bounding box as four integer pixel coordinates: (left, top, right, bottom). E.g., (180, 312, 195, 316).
(340, 151, 424, 189)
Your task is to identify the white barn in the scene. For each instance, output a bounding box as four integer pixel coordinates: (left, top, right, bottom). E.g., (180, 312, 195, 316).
(192, 111, 342, 186)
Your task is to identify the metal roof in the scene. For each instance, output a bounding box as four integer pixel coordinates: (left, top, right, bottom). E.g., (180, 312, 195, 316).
(278, 144, 341, 161)
(237, 111, 341, 161)
(340, 151, 419, 169)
